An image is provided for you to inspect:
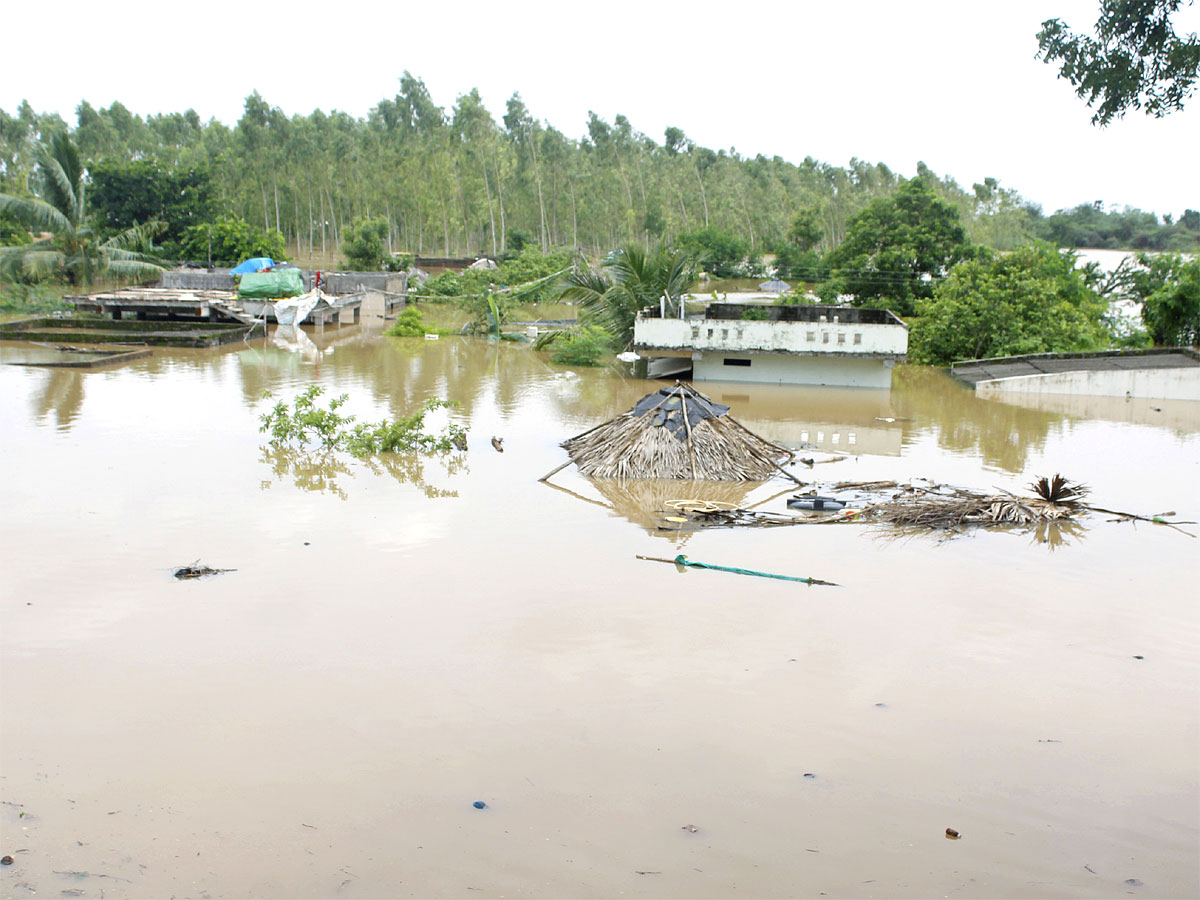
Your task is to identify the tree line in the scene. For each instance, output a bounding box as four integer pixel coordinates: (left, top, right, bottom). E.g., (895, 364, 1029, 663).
(3, 74, 1196, 269)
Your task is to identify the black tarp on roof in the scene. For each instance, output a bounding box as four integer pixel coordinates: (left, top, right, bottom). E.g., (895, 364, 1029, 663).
(631, 385, 731, 441)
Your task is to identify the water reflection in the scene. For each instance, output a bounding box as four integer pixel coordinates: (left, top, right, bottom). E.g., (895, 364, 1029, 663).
(31, 368, 85, 430)
(892, 366, 1061, 471)
(724, 384, 905, 456)
(546, 476, 789, 545)
(258, 445, 467, 500)
(984, 391, 1200, 435)
(17, 329, 1195, 485)
(1029, 518, 1086, 550)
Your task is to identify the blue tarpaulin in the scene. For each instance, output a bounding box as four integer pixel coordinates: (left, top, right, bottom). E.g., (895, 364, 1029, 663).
(230, 257, 275, 275)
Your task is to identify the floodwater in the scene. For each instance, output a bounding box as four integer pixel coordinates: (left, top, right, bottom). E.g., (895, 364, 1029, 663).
(1, 313, 1198, 900)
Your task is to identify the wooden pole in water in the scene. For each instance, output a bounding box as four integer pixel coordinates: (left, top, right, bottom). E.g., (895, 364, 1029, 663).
(538, 459, 574, 483)
(678, 383, 698, 480)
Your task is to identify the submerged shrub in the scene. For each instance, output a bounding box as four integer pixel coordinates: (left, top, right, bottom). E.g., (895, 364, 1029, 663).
(548, 325, 613, 367)
(385, 306, 427, 337)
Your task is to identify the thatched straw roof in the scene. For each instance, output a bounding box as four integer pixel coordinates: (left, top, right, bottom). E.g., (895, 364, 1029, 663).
(560, 382, 792, 480)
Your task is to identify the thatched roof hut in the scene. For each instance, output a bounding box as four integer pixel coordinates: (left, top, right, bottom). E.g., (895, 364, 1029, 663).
(560, 382, 792, 481)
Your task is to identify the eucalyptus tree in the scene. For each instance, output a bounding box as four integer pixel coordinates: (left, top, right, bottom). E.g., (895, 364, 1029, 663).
(452, 88, 503, 255)
(0, 132, 164, 284)
(505, 93, 549, 251)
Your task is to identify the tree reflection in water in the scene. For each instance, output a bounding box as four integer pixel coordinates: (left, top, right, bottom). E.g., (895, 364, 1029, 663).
(1030, 518, 1085, 551)
(258, 445, 467, 500)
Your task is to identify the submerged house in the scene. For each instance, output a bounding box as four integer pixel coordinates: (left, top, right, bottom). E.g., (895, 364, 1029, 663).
(633, 303, 908, 388)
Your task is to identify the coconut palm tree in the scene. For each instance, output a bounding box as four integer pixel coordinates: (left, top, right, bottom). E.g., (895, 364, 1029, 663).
(0, 132, 164, 285)
(557, 242, 698, 348)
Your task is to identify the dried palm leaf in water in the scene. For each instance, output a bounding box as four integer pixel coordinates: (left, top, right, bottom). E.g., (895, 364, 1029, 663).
(1030, 474, 1089, 504)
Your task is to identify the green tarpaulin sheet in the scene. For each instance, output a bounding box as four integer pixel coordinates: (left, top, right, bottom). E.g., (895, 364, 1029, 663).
(238, 269, 304, 299)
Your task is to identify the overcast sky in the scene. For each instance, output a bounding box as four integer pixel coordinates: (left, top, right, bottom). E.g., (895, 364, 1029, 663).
(5, 0, 1197, 217)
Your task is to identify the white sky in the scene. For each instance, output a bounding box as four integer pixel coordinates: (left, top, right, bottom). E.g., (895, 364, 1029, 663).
(5, 0, 1198, 217)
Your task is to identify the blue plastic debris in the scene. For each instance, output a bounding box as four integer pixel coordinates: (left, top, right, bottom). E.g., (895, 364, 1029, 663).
(472, 800, 487, 809)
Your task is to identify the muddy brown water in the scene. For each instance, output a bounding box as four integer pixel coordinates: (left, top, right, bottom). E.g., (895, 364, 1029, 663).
(1, 317, 1198, 899)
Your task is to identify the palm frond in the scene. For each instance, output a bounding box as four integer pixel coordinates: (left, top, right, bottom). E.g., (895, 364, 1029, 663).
(105, 258, 168, 281)
(35, 142, 80, 225)
(14, 248, 66, 281)
(100, 220, 166, 253)
(0, 193, 73, 236)
(532, 329, 566, 350)
(1030, 474, 1089, 504)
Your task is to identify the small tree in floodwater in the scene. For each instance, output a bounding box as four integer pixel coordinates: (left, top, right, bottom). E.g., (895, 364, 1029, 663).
(260, 385, 468, 456)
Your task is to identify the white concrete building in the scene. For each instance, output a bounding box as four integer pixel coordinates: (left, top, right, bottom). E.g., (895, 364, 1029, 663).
(633, 303, 908, 388)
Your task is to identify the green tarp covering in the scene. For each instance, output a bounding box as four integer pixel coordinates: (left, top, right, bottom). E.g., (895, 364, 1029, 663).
(238, 268, 304, 299)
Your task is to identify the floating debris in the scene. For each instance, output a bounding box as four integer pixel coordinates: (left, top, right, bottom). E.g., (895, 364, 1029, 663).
(173, 561, 236, 579)
(644, 474, 1196, 539)
(945, 828, 961, 840)
(636, 554, 837, 586)
(472, 801, 487, 810)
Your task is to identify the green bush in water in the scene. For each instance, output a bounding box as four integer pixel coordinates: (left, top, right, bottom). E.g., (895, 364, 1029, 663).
(386, 306, 426, 337)
(549, 325, 613, 367)
(260, 385, 467, 456)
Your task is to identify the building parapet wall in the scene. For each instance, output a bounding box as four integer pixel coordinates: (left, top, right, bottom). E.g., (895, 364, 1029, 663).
(634, 313, 908, 359)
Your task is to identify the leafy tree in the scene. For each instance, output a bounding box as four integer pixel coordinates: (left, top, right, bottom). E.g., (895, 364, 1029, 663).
(88, 158, 214, 253)
(826, 176, 974, 316)
(556, 241, 699, 348)
(663, 126, 687, 155)
(0, 132, 163, 285)
(909, 242, 1109, 364)
(342, 217, 390, 270)
(786, 206, 823, 251)
(1110, 252, 1200, 344)
(0, 211, 30, 247)
(675, 226, 748, 276)
(1036, 201, 1200, 251)
(1037, 0, 1200, 124)
(177, 216, 286, 267)
(773, 244, 830, 282)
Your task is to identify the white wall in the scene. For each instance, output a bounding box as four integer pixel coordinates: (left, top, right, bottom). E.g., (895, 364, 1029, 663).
(635, 316, 908, 357)
(692, 352, 894, 388)
(975, 367, 1200, 401)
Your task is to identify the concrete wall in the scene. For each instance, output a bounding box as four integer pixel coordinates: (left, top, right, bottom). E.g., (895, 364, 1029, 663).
(160, 269, 405, 295)
(160, 270, 236, 290)
(692, 351, 894, 388)
(635, 314, 908, 357)
(975, 367, 1200, 401)
(318, 272, 405, 294)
